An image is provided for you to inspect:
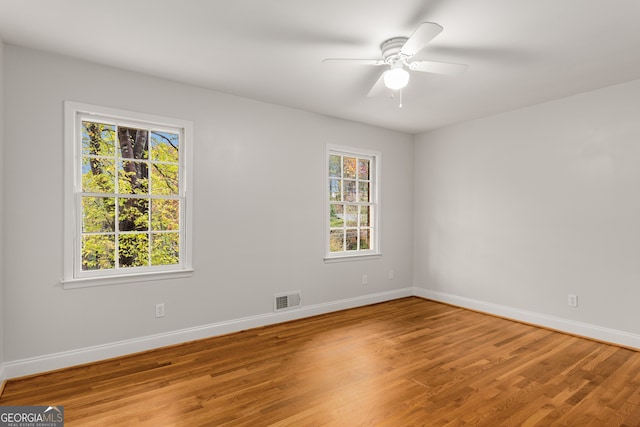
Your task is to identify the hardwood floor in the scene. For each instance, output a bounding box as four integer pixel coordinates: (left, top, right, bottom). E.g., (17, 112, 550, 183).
(2, 297, 640, 426)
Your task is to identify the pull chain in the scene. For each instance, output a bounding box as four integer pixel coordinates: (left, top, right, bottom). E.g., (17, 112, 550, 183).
(390, 90, 404, 108)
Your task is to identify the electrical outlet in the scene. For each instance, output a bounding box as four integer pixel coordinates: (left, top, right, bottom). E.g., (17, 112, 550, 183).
(155, 303, 165, 318)
(362, 275, 368, 285)
(568, 294, 578, 307)
(388, 270, 395, 280)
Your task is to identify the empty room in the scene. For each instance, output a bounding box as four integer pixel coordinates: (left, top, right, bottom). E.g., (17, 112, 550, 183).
(1, 0, 640, 425)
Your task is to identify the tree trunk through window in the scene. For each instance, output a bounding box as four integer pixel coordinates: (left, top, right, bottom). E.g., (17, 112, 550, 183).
(117, 127, 149, 267)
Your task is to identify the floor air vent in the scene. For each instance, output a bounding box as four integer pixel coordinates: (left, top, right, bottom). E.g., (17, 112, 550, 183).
(274, 291, 302, 311)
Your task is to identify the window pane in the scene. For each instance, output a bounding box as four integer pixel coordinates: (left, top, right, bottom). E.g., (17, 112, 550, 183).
(330, 204, 344, 227)
(344, 181, 356, 202)
(117, 127, 148, 160)
(329, 154, 341, 178)
(359, 206, 370, 227)
(329, 179, 342, 201)
(119, 233, 149, 268)
(358, 159, 370, 180)
(151, 163, 179, 196)
(119, 161, 149, 194)
(82, 234, 115, 270)
(82, 122, 115, 156)
(119, 198, 149, 231)
(358, 182, 369, 202)
(360, 229, 371, 250)
(82, 157, 115, 193)
(345, 229, 358, 251)
(343, 157, 356, 179)
(151, 131, 179, 163)
(82, 197, 115, 232)
(345, 205, 358, 227)
(151, 233, 180, 266)
(330, 229, 344, 252)
(151, 199, 179, 231)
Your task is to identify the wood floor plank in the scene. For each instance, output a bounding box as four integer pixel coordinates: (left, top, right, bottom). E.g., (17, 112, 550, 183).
(2, 297, 640, 426)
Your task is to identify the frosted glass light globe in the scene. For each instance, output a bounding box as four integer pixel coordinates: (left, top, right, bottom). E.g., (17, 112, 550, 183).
(383, 67, 410, 90)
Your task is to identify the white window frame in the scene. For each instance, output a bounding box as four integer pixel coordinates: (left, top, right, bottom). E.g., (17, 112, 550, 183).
(63, 101, 194, 288)
(325, 144, 381, 262)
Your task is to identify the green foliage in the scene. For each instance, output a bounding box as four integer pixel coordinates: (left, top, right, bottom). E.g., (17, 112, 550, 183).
(151, 233, 179, 266)
(82, 235, 115, 270)
(151, 163, 178, 195)
(118, 162, 149, 194)
(329, 204, 344, 227)
(119, 234, 149, 268)
(80, 121, 181, 271)
(82, 158, 115, 193)
(152, 199, 179, 231)
(82, 197, 115, 232)
(119, 198, 149, 231)
(82, 121, 115, 156)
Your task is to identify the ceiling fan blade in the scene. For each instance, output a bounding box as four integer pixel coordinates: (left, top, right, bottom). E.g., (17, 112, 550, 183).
(409, 60, 468, 76)
(322, 58, 385, 66)
(367, 72, 386, 97)
(400, 22, 443, 56)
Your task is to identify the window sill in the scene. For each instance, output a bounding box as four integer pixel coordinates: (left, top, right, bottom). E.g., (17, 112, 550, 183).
(62, 269, 194, 289)
(323, 253, 382, 263)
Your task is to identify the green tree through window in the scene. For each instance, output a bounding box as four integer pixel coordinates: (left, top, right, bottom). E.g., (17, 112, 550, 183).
(81, 121, 181, 271)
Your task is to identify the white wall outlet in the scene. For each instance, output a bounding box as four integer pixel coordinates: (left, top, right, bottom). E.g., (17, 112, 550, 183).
(362, 275, 368, 285)
(388, 270, 395, 280)
(155, 303, 165, 318)
(568, 294, 578, 307)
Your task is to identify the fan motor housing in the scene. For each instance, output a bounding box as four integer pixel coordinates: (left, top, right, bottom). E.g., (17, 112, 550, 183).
(380, 37, 408, 63)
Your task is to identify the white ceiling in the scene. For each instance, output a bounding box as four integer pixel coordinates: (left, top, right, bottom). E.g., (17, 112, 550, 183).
(1, 0, 640, 134)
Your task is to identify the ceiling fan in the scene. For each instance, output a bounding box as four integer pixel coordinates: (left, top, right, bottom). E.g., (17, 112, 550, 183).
(323, 22, 467, 98)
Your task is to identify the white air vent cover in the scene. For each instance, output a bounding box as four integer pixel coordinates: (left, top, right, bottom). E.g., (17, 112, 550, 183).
(274, 291, 302, 311)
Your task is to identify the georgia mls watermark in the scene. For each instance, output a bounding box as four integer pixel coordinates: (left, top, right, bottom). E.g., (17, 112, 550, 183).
(0, 406, 63, 427)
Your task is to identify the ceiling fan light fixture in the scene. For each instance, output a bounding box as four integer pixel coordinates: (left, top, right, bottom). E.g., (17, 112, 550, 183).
(383, 67, 410, 90)
(322, 22, 466, 97)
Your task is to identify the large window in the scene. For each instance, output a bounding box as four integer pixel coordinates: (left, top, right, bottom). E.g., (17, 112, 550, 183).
(326, 146, 380, 260)
(64, 102, 193, 287)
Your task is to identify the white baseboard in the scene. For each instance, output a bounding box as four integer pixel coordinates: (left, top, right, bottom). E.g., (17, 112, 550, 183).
(6, 286, 638, 381)
(3, 287, 414, 380)
(414, 287, 640, 350)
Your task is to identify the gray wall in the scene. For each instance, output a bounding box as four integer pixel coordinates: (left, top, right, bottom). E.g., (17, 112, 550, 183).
(2, 45, 414, 366)
(414, 78, 640, 339)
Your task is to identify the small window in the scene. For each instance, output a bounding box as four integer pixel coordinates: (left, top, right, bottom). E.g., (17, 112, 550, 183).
(326, 146, 380, 260)
(64, 102, 193, 287)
